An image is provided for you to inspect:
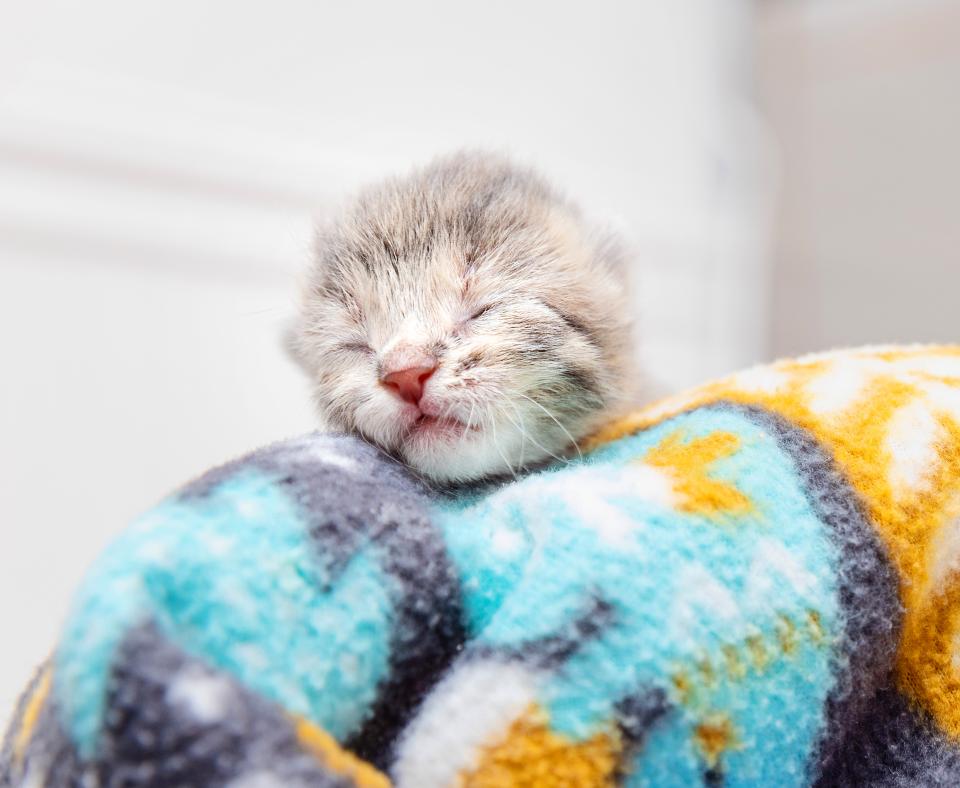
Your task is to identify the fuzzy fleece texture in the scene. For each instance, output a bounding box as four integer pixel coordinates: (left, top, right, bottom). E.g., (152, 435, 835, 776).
(5, 344, 960, 787)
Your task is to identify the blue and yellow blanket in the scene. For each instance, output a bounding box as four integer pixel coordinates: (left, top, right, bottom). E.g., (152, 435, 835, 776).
(5, 345, 960, 787)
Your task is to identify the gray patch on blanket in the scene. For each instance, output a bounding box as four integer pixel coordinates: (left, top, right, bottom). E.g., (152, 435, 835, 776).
(813, 687, 960, 787)
(99, 622, 360, 787)
(0, 663, 85, 787)
(472, 594, 616, 668)
(615, 685, 672, 773)
(0, 662, 42, 780)
(30, 622, 356, 788)
(713, 402, 904, 782)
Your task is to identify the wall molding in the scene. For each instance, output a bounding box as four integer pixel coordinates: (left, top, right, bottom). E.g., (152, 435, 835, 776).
(0, 66, 403, 279)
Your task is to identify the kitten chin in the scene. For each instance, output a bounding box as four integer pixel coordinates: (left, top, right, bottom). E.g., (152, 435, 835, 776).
(290, 150, 639, 483)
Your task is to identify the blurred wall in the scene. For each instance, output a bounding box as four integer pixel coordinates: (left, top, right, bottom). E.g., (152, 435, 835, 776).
(0, 1, 766, 723)
(758, 0, 960, 356)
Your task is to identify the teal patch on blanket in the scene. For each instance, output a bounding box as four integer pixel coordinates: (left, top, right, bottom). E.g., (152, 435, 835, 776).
(55, 468, 392, 756)
(434, 407, 842, 782)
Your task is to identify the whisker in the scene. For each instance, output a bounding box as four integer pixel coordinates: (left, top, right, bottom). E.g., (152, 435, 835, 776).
(464, 401, 477, 446)
(498, 400, 568, 465)
(496, 404, 532, 470)
(489, 410, 517, 481)
(507, 398, 526, 468)
(515, 392, 584, 462)
(478, 383, 563, 467)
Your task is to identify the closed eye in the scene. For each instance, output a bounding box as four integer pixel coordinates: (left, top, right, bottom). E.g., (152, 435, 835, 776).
(539, 299, 598, 346)
(469, 302, 498, 321)
(335, 340, 373, 355)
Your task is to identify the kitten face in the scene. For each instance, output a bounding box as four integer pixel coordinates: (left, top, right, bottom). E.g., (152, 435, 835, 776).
(291, 152, 635, 483)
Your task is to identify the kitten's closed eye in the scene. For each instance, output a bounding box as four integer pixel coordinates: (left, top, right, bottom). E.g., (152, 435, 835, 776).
(335, 340, 373, 355)
(539, 300, 597, 346)
(468, 303, 498, 321)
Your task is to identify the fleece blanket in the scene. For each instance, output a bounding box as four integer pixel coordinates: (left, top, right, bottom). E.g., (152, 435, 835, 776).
(5, 345, 960, 787)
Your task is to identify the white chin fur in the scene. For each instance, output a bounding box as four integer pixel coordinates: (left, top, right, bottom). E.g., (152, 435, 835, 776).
(400, 422, 551, 483)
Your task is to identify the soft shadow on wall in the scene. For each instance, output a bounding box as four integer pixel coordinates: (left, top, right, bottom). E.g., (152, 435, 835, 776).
(757, 0, 960, 356)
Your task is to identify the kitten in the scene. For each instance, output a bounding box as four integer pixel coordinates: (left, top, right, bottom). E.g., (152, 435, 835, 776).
(289, 152, 637, 484)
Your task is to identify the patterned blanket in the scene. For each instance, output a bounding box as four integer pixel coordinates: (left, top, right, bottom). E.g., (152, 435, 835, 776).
(5, 345, 960, 787)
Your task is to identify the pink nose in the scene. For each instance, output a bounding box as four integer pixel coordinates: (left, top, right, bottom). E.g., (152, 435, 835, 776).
(380, 364, 436, 405)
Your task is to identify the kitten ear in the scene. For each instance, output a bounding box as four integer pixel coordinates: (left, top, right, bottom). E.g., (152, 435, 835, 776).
(592, 227, 635, 281)
(311, 215, 342, 268)
(286, 222, 332, 375)
(281, 318, 309, 373)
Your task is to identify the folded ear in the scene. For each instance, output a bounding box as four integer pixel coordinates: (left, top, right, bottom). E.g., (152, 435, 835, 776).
(281, 318, 308, 373)
(286, 222, 331, 375)
(590, 224, 636, 283)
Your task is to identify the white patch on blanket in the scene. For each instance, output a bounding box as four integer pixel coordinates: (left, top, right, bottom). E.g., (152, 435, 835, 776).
(922, 380, 960, 423)
(490, 525, 525, 557)
(629, 463, 678, 507)
(791, 344, 906, 366)
(227, 773, 287, 788)
(236, 499, 265, 519)
(557, 465, 674, 548)
(135, 540, 172, 564)
(568, 494, 639, 548)
(885, 398, 941, 500)
(285, 436, 359, 472)
(392, 660, 540, 788)
(20, 760, 50, 788)
(893, 353, 960, 380)
(744, 538, 819, 610)
(167, 667, 234, 724)
(199, 531, 237, 557)
(671, 563, 740, 633)
(308, 445, 359, 471)
(731, 365, 791, 395)
(804, 359, 878, 418)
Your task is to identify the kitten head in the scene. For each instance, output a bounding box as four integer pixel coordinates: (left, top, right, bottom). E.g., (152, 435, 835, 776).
(290, 152, 636, 483)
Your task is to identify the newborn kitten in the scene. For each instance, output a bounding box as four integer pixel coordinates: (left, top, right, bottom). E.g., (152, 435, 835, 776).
(289, 152, 637, 483)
